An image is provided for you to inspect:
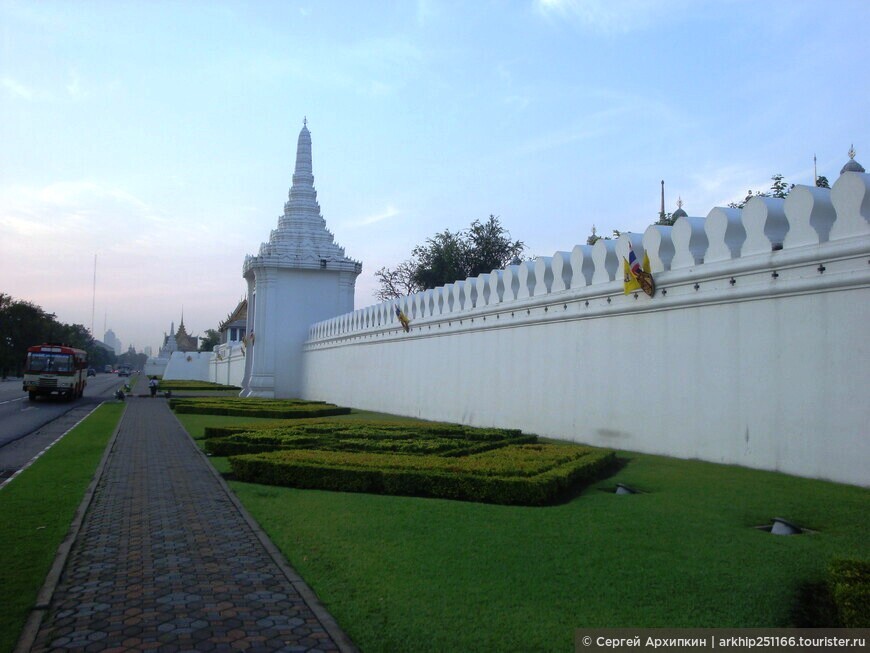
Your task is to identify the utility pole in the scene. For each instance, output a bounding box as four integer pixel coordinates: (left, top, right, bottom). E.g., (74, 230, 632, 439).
(91, 254, 97, 337)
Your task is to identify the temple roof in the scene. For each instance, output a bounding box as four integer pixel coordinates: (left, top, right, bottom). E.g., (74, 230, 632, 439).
(244, 119, 361, 276)
(841, 145, 865, 174)
(220, 298, 248, 330)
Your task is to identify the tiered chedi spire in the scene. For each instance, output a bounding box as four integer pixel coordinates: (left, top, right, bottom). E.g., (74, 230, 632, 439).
(244, 120, 360, 274)
(240, 119, 361, 399)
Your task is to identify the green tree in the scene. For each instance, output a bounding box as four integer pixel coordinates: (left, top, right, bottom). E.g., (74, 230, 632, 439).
(376, 215, 526, 300)
(199, 328, 221, 352)
(0, 294, 56, 377)
(816, 175, 830, 189)
(729, 174, 795, 208)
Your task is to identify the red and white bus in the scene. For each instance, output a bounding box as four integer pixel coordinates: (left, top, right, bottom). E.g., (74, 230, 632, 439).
(22, 344, 89, 401)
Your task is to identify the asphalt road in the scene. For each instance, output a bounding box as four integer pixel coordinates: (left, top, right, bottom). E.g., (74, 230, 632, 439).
(0, 373, 128, 484)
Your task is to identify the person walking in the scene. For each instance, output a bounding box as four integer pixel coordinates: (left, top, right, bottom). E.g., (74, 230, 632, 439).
(149, 376, 159, 398)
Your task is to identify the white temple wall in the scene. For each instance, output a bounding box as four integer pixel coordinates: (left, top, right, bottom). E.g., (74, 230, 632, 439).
(301, 175, 870, 487)
(162, 350, 214, 381)
(245, 267, 357, 398)
(143, 358, 168, 378)
(209, 342, 246, 387)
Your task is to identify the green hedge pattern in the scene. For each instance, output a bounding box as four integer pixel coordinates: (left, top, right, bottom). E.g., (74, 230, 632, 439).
(229, 444, 615, 506)
(204, 422, 533, 457)
(156, 380, 241, 391)
(169, 397, 350, 418)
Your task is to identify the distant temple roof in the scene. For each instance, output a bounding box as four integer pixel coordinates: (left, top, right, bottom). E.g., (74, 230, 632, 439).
(841, 145, 865, 174)
(220, 298, 247, 331)
(159, 313, 198, 356)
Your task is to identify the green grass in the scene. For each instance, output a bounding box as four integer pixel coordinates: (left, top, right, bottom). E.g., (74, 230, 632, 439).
(175, 411, 870, 652)
(0, 402, 124, 653)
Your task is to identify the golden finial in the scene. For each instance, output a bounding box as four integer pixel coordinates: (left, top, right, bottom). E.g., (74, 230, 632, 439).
(677, 196, 683, 209)
(848, 144, 856, 160)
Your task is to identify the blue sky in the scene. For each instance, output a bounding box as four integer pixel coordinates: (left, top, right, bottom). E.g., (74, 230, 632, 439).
(1, 0, 868, 352)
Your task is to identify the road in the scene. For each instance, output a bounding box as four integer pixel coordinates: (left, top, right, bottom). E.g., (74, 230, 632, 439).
(0, 373, 130, 485)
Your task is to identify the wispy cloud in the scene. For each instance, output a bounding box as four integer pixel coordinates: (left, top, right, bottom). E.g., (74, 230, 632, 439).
(1, 76, 36, 100)
(534, 0, 690, 34)
(342, 204, 401, 228)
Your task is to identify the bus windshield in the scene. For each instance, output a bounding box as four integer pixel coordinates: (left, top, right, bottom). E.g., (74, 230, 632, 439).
(26, 352, 74, 373)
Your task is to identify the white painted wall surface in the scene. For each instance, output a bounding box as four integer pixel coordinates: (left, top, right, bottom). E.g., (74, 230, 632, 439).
(301, 175, 870, 487)
(209, 342, 246, 388)
(162, 350, 213, 381)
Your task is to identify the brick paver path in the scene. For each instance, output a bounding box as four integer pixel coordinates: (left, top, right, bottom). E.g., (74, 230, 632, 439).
(29, 397, 352, 652)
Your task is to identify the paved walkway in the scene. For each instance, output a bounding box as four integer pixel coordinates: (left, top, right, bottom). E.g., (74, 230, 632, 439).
(25, 388, 355, 652)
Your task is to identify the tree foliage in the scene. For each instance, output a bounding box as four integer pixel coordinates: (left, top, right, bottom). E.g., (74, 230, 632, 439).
(728, 173, 798, 209)
(375, 215, 526, 301)
(0, 292, 115, 377)
(199, 328, 221, 352)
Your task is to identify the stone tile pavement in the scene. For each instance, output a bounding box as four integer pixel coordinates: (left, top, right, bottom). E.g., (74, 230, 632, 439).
(21, 387, 356, 653)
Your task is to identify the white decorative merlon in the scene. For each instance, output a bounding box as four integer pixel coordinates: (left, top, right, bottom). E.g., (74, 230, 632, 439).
(615, 232, 646, 274)
(550, 251, 572, 292)
(517, 260, 538, 299)
(829, 171, 870, 240)
(704, 206, 745, 262)
(783, 185, 837, 247)
(503, 265, 521, 301)
(643, 225, 675, 272)
(742, 196, 789, 256)
(670, 217, 708, 269)
(534, 256, 555, 296)
(570, 244, 595, 287)
(591, 238, 619, 283)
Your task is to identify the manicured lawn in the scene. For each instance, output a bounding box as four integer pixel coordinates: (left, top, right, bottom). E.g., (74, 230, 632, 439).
(0, 402, 124, 653)
(175, 411, 870, 652)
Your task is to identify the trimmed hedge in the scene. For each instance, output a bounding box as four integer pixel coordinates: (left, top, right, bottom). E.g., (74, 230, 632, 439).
(229, 444, 616, 506)
(156, 380, 241, 391)
(170, 397, 350, 418)
(203, 421, 533, 458)
(828, 559, 870, 627)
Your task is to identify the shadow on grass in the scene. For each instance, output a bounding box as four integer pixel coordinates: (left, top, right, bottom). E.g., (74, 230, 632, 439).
(790, 581, 839, 627)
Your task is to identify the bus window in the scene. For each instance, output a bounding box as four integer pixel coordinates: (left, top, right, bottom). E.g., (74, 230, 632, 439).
(26, 352, 73, 373)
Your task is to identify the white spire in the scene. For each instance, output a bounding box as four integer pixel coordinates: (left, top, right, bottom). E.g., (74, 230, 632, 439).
(244, 119, 361, 274)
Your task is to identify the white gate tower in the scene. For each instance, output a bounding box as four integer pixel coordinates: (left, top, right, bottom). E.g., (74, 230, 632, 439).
(242, 120, 361, 398)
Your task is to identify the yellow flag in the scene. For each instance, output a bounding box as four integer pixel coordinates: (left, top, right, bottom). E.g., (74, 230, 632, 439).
(624, 252, 655, 297)
(623, 257, 641, 294)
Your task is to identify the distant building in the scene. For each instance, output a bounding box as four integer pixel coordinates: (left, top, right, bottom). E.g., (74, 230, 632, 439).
(219, 299, 247, 344)
(158, 315, 199, 358)
(92, 339, 115, 357)
(103, 329, 122, 355)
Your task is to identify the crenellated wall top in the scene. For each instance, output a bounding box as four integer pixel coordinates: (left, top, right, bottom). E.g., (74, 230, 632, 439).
(307, 172, 870, 343)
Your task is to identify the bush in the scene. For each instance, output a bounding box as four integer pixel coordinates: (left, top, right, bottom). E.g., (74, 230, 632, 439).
(828, 559, 870, 627)
(228, 444, 615, 506)
(156, 380, 241, 391)
(203, 421, 535, 457)
(170, 397, 350, 419)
